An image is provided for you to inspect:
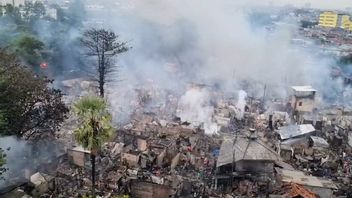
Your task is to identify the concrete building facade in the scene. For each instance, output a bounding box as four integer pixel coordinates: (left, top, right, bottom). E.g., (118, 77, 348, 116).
(319, 11, 339, 28)
(319, 11, 352, 31)
(291, 86, 316, 113)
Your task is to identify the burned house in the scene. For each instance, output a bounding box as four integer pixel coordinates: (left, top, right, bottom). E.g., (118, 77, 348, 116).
(291, 86, 317, 121)
(275, 168, 337, 198)
(277, 124, 316, 141)
(130, 181, 172, 198)
(277, 124, 316, 160)
(215, 131, 281, 190)
(67, 146, 91, 167)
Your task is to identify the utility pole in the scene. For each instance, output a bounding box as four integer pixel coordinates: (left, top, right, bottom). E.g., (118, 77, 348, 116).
(262, 84, 267, 103)
(231, 135, 238, 191)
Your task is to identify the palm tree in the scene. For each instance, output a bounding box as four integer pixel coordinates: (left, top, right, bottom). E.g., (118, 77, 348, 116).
(73, 96, 114, 197)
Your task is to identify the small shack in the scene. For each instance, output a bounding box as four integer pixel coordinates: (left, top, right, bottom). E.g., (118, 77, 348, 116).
(217, 135, 281, 174)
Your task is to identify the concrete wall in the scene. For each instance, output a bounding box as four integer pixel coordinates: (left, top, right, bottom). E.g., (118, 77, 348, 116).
(121, 153, 140, 167)
(68, 150, 89, 167)
(292, 96, 315, 112)
(319, 12, 339, 28)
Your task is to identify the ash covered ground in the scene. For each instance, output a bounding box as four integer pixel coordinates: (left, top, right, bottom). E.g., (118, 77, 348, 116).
(2, 0, 352, 198)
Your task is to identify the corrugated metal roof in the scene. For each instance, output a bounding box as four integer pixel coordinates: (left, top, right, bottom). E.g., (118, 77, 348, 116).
(310, 136, 329, 148)
(276, 168, 337, 189)
(277, 124, 315, 140)
(216, 135, 281, 167)
(291, 86, 317, 92)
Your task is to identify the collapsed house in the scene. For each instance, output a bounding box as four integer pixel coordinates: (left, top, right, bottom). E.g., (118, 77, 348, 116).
(277, 124, 317, 161)
(277, 124, 316, 141)
(4, 80, 352, 197)
(275, 168, 337, 198)
(130, 181, 172, 198)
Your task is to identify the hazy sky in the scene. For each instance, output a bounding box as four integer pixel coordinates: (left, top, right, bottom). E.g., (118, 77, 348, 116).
(250, 0, 352, 10)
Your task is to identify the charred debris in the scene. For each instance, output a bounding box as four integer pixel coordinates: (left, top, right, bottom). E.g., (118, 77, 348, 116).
(2, 82, 352, 198)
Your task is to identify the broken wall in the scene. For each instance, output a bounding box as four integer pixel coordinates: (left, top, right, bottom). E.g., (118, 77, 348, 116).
(292, 97, 315, 112)
(131, 181, 171, 198)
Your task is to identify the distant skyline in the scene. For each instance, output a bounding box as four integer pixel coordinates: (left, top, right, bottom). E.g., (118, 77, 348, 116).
(246, 0, 352, 10)
(0, 0, 24, 6)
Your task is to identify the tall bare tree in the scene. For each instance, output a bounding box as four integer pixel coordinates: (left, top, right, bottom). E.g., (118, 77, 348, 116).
(81, 28, 129, 97)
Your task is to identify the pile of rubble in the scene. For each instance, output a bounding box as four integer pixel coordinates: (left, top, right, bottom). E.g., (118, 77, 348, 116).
(3, 84, 352, 197)
(51, 112, 221, 197)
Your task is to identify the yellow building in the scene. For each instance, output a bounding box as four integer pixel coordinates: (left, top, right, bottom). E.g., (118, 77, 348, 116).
(319, 11, 352, 31)
(341, 15, 352, 31)
(319, 11, 339, 28)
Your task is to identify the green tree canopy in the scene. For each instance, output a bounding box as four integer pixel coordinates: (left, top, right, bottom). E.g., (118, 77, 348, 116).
(22, 1, 46, 23)
(3, 4, 22, 25)
(0, 49, 68, 139)
(9, 34, 45, 68)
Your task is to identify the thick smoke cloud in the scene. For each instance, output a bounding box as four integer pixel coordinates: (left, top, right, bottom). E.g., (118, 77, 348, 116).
(0, 136, 63, 190)
(177, 87, 218, 134)
(92, 0, 339, 122)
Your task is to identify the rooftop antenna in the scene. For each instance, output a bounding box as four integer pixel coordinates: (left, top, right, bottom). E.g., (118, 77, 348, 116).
(231, 132, 238, 188)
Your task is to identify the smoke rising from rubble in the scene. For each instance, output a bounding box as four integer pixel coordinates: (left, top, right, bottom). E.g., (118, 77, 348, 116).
(177, 87, 219, 135)
(0, 136, 63, 190)
(96, 0, 338, 123)
(62, 0, 352, 124)
(236, 90, 248, 120)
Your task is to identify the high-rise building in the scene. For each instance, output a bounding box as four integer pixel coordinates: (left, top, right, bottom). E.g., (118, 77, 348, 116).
(341, 15, 352, 31)
(318, 11, 352, 31)
(318, 11, 339, 28)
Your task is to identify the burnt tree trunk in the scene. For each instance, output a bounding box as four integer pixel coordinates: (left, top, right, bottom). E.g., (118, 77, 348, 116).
(81, 28, 129, 98)
(99, 53, 105, 97)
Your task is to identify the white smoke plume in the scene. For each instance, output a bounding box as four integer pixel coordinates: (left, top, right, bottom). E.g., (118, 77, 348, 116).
(177, 87, 219, 135)
(79, 0, 345, 122)
(236, 90, 248, 120)
(0, 136, 63, 190)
